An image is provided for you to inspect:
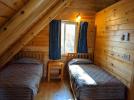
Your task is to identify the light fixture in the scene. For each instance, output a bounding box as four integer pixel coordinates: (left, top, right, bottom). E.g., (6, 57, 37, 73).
(76, 13, 81, 22)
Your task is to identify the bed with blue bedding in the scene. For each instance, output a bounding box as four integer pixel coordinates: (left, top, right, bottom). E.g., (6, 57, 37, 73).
(68, 58, 127, 100)
(0, 57, 43, 100)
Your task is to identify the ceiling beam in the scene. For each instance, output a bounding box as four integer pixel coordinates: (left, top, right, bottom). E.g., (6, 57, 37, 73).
(0, 0, 59, 57)
(0, 0, 72, 68)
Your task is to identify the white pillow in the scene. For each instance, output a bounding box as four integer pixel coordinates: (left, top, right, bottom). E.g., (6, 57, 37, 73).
(69, 58, 92, 65)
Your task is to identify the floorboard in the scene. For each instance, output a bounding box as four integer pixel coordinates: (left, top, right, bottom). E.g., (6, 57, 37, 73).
(35, 79, 74, 100)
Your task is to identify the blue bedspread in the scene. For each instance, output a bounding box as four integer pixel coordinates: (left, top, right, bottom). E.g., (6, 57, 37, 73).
(68, 63, 127, 100)
(0, 62, 43, 100)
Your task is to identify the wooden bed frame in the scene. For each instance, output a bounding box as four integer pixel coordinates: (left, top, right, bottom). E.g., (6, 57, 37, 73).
(14, 50, 46, 81)
(15, 51, 45, 63)
(67, 53, 90, 100)
(67, 53, 90, 61)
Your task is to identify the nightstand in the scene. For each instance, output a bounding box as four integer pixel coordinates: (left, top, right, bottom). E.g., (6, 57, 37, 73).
(47, 60, 64, 82)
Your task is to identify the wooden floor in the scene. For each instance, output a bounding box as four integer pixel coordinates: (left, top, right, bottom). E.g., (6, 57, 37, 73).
(35, 79, 74, 100)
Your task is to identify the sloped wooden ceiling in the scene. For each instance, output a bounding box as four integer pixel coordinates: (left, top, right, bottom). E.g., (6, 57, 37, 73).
(0, 0, 71, 68)
(0, 0, 120, 67)
(57, 0, 120, 23)
(0, 0, 29, 28)
(68, 0, 120, 12)
(94, 0, 120, 11)
(0, 0, 120, 29)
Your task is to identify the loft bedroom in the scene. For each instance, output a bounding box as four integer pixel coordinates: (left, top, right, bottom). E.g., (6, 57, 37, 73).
(0, 0, 134, 100)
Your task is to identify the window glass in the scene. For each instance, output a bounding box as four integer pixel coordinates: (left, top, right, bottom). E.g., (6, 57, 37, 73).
(61, 21, 76, 55)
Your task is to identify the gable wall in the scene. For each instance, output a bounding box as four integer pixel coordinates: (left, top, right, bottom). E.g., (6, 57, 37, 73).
(22, 0, 96, 65)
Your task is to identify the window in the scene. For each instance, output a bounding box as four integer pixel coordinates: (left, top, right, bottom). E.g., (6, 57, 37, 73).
(61, 21, 77, 55)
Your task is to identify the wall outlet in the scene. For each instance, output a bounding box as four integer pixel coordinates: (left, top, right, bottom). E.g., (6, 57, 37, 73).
(121, 32, 129, 41)
(124, 32, 129, 41)
(123, 54, 130, 61)
(121, 34, 125, 40)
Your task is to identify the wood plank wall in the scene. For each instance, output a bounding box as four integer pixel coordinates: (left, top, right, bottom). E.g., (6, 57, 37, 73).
(23, 0, 96, 64)
(94, 0, 134, 99)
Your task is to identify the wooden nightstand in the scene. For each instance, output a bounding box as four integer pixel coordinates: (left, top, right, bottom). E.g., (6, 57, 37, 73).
(47, 60, 64, 82)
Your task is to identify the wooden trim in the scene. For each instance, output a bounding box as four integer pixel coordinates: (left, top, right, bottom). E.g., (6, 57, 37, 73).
(74, 22, 80, 53)
(61, 20, 78, 53)
(68, 69, 77, 100)
(129, 62, 134, 100)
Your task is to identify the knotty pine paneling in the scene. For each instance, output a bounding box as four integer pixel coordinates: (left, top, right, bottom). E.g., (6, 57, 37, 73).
(0, 0, 28, 11)
(22, 0, 121, 62)
(23, 0, 96, 63)
(0, 17, 7, 27)
(0, 0, 29, 28)
(94, 0, 134, 99)
(0, 2, 15, 17)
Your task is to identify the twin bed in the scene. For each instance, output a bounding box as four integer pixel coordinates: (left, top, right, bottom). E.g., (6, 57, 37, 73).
(0, 51, 45, 100)
(0, 52, 127, 100)
(67, 53, 127, 100)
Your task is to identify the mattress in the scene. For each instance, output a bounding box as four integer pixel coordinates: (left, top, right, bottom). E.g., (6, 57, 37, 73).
(68, 62, 127, 100)
(0, 58, 43, 100)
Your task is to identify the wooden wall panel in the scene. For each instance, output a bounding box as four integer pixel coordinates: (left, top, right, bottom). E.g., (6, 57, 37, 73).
(1, 0, 119, 66)
(23, 0, 97, 63)
(94, 0, 134, 99)
(23, 0, 121, 58)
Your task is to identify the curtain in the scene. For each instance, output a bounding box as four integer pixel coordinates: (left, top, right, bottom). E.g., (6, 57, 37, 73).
(77, 22, 88, 53)
(49, 20, 61, 60)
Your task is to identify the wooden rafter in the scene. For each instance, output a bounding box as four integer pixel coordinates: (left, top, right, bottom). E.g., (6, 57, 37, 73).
(0, 0, 59, 57)
(0, 0, 72, 68)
